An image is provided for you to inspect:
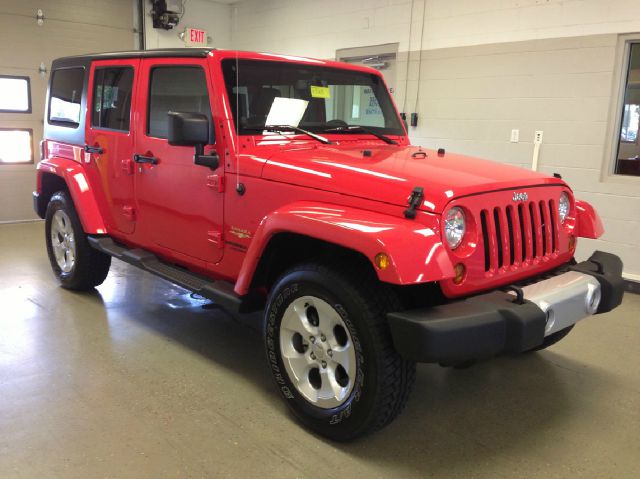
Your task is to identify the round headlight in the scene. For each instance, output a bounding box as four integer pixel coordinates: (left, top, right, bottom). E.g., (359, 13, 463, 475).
(444, 207, 466, 249)
(558, 192, 570, 223)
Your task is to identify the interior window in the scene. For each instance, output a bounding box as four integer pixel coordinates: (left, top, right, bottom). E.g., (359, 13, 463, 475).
(615, 43, 640, 176)
(48, 68, 84, 127)
(91, 67, 134, 131)
(147, 66, 211, 139)
(0, 76, 31, 113)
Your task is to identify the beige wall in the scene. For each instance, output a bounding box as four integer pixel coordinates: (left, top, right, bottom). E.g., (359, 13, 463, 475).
(394, 35, 640, 278)
(0, 0, 135, 223)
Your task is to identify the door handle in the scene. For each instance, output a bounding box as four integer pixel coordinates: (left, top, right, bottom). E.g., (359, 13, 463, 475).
(84, 144, 103, 154)
(133, 154, 158, 165)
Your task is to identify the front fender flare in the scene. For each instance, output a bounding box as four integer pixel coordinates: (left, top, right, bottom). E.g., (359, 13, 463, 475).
(575, 199, 604, 239)
(37, 158, 107, 234)
(234, 202, 454, 295)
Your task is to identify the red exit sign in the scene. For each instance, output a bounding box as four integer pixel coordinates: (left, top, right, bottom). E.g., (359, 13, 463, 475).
(184, 27, 207, 47)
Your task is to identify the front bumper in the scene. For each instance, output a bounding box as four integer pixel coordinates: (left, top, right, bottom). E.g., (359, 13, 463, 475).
(387, 251, 625, 363)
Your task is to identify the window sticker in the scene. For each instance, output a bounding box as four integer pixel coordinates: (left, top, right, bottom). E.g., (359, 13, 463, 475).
(265, 97, 309, 127)
(310, 85, 330, 99)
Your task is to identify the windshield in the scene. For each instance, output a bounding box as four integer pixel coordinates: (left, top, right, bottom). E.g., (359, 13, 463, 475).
(221, 59, 404, 136)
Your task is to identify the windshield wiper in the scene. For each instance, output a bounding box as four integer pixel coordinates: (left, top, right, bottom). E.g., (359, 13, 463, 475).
(243, 125, 332, 144)
(322, 125, 398, 145)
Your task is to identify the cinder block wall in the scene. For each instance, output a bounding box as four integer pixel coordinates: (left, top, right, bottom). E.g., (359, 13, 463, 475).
(231, 0, 640, 279)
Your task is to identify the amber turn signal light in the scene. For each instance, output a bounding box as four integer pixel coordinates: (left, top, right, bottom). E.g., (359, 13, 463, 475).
(375, 253, 390, 270)
(453, 263, 466, 284)
(568, 235, 576, 251)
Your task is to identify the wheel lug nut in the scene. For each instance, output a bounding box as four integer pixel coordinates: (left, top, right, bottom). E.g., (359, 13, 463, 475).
(327, 349, 333, 357)
(310, 352, 316, 360)
(320, 335, 326, 342)
(321, 360, 327, 368)
(309, 336, 315, 343)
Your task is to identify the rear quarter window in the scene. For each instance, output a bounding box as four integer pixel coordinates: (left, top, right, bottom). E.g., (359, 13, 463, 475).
(48, 67, 85, 128)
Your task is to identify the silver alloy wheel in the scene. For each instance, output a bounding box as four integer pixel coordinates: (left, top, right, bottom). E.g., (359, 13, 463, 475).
(279, 296, 357, 409)
(50, 209, 76, 273)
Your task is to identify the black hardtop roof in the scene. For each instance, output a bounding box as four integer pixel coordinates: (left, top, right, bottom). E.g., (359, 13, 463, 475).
(53, 48, 215, 65)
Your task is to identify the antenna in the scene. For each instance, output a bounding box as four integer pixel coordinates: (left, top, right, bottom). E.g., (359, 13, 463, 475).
(232, 6, 244, 195)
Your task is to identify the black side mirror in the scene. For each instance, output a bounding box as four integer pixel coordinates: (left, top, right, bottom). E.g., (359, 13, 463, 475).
(167, 111, 219, 169)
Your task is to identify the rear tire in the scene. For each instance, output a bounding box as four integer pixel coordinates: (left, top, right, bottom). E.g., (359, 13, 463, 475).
(45, 191, 111, 290)
(264, 262, 416, 441)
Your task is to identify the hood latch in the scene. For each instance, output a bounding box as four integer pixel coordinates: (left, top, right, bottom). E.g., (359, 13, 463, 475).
(404, 186, 424, 219)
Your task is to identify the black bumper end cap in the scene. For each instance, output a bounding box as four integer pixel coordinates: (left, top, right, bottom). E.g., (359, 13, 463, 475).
(387, 292, 546, 363)
(569, 250, 624, 314)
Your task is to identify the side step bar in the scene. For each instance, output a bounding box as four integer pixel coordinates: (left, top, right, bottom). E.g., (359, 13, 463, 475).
(88, 236, 263, 314)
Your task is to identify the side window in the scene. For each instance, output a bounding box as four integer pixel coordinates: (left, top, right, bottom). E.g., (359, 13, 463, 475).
(148, 66, 211, 139)
(91, 67, 134, 132)
(48, 68, 84, 127)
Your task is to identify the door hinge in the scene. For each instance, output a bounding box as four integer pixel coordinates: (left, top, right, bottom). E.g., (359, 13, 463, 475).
(207, 230, 224, 247)
(206, 174, 225, 192)
(122, 205, 136, 221)
(121, 159, 134, 175)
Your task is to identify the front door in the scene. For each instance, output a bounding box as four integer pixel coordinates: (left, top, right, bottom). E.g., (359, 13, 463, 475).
(132, 58, 224, 264)
(85, 59, 138, 235)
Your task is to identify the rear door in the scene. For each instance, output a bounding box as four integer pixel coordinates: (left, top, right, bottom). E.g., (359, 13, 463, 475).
(85, 59, 138, 235)
(132, 58, 224, 263)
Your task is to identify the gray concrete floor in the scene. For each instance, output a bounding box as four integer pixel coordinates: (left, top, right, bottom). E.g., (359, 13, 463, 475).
(0, 222, 639, 479)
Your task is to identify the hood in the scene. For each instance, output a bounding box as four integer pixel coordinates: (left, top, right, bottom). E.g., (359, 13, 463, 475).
(261, 143, 565, 213)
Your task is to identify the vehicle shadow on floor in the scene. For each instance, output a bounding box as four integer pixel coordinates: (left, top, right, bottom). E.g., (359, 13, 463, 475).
(95, 264, 277, 398)
(338, 352, 597, 476)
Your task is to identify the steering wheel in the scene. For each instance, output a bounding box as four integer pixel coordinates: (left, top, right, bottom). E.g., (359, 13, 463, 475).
(325, 119, 349, 128)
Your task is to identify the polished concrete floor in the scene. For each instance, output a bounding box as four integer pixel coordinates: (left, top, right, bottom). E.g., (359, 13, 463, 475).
(1, 222, 639, 478)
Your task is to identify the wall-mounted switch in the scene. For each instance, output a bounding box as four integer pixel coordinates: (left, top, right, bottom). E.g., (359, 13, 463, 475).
(534, 130, 543, 144)
(510, 129, 519, 143)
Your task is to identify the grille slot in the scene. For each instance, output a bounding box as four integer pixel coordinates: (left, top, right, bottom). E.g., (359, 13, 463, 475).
(529, 202, 537, 259)
(506, 206, 515, 265)
(539, 201, 547, 256)
(480, 211, 490, 272)
(480, 199, 558, 273)
(494, 208, 503, 268)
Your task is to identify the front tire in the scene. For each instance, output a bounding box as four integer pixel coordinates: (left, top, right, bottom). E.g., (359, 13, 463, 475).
(264, 262, 415, 441)
(45, 191, 111, 290)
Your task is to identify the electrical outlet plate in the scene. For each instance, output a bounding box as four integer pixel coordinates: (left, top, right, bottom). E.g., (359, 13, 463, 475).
(510, 129, 519, 143)
(534, 130, 543, 144)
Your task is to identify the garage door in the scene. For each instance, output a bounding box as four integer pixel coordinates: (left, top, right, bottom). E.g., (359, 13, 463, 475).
(0, 0, 134, 222)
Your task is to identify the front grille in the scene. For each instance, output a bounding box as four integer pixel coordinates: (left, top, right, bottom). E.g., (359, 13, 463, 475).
(480, 200, 559, 273)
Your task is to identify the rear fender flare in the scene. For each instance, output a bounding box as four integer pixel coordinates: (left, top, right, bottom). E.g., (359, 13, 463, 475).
(234, 201, 454, 295)
(37, 158, 107, 234)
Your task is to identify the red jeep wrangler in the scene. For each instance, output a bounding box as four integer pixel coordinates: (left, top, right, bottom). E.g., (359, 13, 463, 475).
(34, 48, 624, 440)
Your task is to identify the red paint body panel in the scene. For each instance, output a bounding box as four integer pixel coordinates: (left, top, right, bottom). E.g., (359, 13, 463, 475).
(575, 200, 604, 239)
(38, 156, 107, 234)
(35, 49, 611, 301)
(85, 58, 139, 236)
(234, 202, 453, 295)
(260, 143, 563, 213)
